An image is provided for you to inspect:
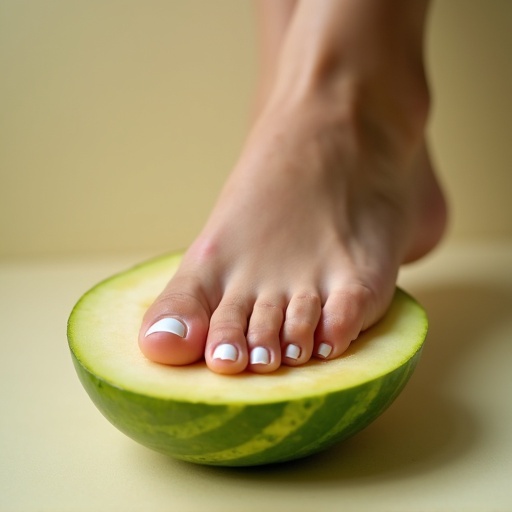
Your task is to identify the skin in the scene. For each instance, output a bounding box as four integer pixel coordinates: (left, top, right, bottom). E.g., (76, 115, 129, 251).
(138, 0, 447, 375)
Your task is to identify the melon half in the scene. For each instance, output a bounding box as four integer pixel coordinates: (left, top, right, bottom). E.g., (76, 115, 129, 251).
(67, 253, 428, 467)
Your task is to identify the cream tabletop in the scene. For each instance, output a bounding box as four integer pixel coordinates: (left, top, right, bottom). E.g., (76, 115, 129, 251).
(1, 239, 511, 512)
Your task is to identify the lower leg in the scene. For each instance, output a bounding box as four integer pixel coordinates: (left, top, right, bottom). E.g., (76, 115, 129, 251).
(139, 0, 447, 374)
(253, 0, 297, 110)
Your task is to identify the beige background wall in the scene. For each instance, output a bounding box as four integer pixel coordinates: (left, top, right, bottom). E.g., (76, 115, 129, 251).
(1, 0, 511, 258)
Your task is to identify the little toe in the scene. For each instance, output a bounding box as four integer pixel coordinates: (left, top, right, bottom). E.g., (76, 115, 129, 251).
(314, 284, 372, 360)
(205, 295, 250, 375)
(138, 276, 210, 366)
(281, 291, 322, 366)
(246, 296, 285, 373)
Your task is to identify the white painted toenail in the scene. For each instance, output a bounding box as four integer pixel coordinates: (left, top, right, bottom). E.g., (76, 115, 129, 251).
(250, 347, 270, 365)
(317, 343, 332, 358)
(212, 344, 238, 362)
(285, 344, 301, 360)
(145, 317, 186, 338)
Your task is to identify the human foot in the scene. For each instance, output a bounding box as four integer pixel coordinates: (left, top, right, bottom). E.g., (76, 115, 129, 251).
(138, 0, 447, 375)
(138, 86, 446, 375)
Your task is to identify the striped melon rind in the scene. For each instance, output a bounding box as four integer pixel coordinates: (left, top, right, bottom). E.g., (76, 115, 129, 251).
(68, 252, 427, 466)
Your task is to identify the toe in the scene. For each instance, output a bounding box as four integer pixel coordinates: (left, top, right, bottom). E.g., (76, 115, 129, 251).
(281, 291, 322, 366)
(205, 294, 250, 375)
(246, 295, 285, 373)
(138, 275, 210, 366)
(314, 283, 373, 360)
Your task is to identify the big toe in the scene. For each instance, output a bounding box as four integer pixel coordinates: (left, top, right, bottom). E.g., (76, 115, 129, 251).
(138, 276, 210, 365)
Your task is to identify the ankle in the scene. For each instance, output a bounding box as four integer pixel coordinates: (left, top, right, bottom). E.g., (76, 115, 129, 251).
(264, 65, 429, 166)
(266, 2, 431, 155)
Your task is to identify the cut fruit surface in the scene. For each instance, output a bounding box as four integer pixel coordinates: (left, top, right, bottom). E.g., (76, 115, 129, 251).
(68, 252, 428, 466)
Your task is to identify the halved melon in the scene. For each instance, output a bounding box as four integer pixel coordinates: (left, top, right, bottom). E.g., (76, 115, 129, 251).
(67, 253, 427, 466)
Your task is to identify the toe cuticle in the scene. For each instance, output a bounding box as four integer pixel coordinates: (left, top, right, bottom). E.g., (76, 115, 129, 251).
(212, 343, 238, 362)
(285, 343, 301, 360)
(250, 347, 270, 365)
(145, 317, 187, 338)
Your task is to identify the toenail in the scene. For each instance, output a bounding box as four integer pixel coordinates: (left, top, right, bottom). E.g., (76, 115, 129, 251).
(285, 344, 301, 360)
(212, 343, 238, 362)
(317, 343, 332, 358)
(145, 317, 186, 338)
(250, 347, 270, 365)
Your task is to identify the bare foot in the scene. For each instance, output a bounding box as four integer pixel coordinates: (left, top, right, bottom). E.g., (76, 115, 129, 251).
(138, 0, 447, 375)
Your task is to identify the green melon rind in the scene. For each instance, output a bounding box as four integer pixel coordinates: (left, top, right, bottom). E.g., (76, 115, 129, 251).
(71, 345, 421, 466)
